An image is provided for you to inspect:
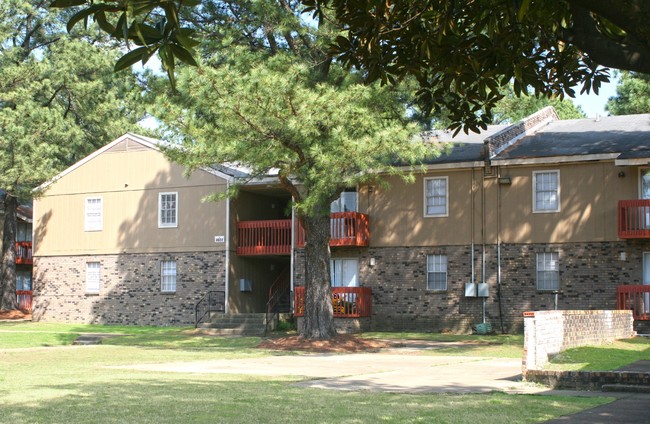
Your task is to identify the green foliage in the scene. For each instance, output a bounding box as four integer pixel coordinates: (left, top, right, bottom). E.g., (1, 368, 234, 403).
(156, 50, 426, 217)
(606, 72, 650, 115)
(492, 86, 586, 124)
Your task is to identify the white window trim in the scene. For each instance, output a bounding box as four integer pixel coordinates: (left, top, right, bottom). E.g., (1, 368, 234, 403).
(532, 170, 561, 213)
(536, 252, 560, 291)
(639, 167, 650, 199)
(423, 176, 449, 218)
(86, 262, 101, 294)
(158, 192, 178, 228)
(426, 254, 448, 291)
(84, 197, 103, 232)
(160, 260, 177, 293)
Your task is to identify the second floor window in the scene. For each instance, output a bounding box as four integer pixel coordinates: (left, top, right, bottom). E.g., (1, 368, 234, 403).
(533, 171, 560, 212)
(84, 197, 103, 232)
(158, 192, 178, 228)
(424, 177, 448, 217)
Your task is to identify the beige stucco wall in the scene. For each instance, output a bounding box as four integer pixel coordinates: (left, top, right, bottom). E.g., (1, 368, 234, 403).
(34, 139, 229, 256)
(366, 161, 641, 247)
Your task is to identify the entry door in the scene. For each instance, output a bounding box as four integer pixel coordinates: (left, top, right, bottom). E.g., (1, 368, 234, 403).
(641, 169, 650, 199)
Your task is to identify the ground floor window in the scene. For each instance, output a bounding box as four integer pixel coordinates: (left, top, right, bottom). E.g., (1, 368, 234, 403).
(537, 252, 559, 291)
(161, 260, 177, 292)
(330, 259, 358, 287)
(16, 269, 32, 291)
(426, 254, 447, 290)
(86, 262, 101, 294)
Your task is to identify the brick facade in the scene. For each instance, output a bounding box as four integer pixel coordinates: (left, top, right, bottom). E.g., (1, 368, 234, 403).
(33, 251, 226, 326)
(294, 241, 649, 333)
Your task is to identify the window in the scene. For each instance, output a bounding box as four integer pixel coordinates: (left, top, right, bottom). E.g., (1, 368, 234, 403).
(330, 259, 358, 287)
(84, 197, 103, 231)
(17, 222, 32, 242)
(158, 192, 178, 228)
(161, 260, 177, 292)
(86, 262, 101, 294)
(533, 171, 560, 212)
(16, 270, 32, 291)
(537, 252, 559, 291)
(640, 169, 650, 200)
(427, 255, 447, 290)
(424, 177, 448, 217)
(331, 188, 358, 213)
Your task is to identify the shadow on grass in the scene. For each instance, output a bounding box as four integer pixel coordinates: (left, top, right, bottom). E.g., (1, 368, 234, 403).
(1, 378, 609, 424)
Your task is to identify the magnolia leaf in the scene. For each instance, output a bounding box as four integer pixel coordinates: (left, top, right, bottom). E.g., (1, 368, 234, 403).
(114, 47, 151, 72)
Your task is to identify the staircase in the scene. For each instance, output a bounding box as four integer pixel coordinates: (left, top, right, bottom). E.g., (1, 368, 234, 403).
(196, 313, 271, 336)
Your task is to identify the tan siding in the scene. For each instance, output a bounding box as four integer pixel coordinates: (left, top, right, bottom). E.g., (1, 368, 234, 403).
(35, 147, 228, 256)
(497, 162, 637, 243)
(368, 170, 481, 246)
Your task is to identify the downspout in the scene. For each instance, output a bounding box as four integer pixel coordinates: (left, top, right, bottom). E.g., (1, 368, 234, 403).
(290, 199, 295, 311)
(481, 169, 486, 325)
(471, 169, 475, 292)
(496, 170, 504, 334)
(224, 179, 231, 314)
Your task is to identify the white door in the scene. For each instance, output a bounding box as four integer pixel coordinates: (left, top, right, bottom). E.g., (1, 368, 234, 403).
(330, 259, 359, 287)
(641, 170, 650, 228)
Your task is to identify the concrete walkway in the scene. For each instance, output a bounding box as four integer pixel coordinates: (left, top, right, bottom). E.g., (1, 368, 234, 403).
(114, 344, 650, 422)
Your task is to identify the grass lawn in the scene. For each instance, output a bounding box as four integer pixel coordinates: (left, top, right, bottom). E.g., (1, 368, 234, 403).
(545, 336, 650, 371)
(0, 323, 611, 423)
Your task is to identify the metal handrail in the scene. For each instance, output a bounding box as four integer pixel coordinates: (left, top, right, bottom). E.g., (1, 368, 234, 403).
(264, 266, 291, 335)
(195, 290, 226, 327)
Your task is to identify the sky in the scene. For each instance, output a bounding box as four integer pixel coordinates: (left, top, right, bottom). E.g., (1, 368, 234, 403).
(572, 72, 620, 118)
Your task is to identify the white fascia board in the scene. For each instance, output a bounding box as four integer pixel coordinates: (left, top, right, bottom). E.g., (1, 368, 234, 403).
(491, 153, 618, 166)
(615, 158, 650, 166)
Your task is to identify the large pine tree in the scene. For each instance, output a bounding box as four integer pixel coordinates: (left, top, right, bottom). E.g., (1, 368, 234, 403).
(0, 0, 146, 310)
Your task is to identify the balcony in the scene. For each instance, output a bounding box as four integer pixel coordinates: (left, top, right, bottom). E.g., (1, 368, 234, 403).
(618, 200, 650, 239)
(15, 241, 32, 265)
(236, 212, 369, 256)
(617, 285, 650, 320)
(294, 286, 372, 318)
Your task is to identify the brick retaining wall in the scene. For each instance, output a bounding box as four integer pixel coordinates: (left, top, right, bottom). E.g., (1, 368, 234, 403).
(33, 252, 226, 326)
(523, 310, 634, 372)
(525, 369, 650, 390)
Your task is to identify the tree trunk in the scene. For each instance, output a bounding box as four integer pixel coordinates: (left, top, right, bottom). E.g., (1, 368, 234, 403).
(300, 212, 337, 339)
(0, 194, 18, 311)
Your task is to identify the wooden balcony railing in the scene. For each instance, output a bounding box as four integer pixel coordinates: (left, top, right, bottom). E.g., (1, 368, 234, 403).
(236, 220, 293, 255)
(16, 290, 32, 312)
(294, 286, 372, 318)
(617, 285, 650, 321)
(15, 241, 33, 265)
(237, 212, 369, 256)
(618, 200, 650, 239)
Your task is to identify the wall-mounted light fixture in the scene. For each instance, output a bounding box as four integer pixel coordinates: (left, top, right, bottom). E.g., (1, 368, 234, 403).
(618, 171, 626, 178)
(369, 257, 376, 267)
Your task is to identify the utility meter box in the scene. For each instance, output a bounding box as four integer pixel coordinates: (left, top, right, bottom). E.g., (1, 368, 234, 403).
(477, 283, 489, 297)
(465, 282, 477, 297)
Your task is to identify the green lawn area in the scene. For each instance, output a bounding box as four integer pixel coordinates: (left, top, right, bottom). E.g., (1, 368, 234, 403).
(0, 323, 612, 423)
(545, 337, 650, 371)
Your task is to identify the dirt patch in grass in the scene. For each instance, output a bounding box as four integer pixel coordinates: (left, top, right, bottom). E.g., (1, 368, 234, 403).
(0, 310, 31, 320)
(258, 334, 389, 353)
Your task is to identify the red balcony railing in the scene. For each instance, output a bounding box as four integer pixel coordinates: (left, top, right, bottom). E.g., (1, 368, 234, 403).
(328, 212, 370, 247)
(617, 285, 650, 321)
(15, 241, 33, 265)
(294, 286, 372, 318)
(236, 219, 293, 255)
(618, 200, 650, 239)
(16, 290, 32, 312)
(237, 212, 369, 256)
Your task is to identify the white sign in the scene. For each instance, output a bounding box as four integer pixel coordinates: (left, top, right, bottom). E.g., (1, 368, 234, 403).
(214, 236, 225, 243)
